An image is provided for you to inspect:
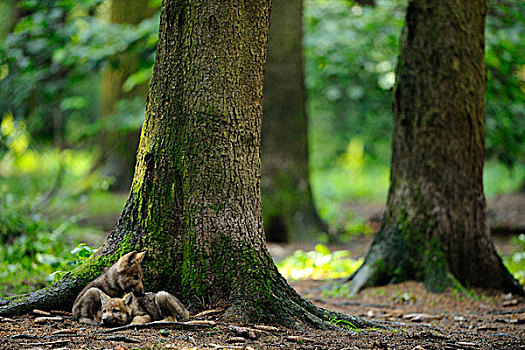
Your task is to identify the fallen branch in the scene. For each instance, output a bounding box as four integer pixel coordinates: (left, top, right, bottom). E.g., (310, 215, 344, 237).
(487, 307, 525, 315)
(209, 343, 254, 350)
(101, 320, 216, 333)
(103, 335, 141, 343)
(0, 316, 16, 322)
(252, 325, 282, 333)
(195, 308, 225, 318)
(19, 340, 69, 347)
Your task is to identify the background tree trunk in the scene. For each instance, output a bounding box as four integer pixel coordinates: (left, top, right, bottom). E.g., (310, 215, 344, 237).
(0, 0, 373, 329)
(99, 0, 156, 191)
(262, 0, 328, 243)
(348, 0, 524, 295)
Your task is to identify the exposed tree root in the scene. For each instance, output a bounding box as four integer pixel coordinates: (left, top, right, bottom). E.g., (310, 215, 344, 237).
(346, 229, 525, 297)
(224, 272, 381, 330)
(0, 276, 81, 317)
(0, 250, 120, 317)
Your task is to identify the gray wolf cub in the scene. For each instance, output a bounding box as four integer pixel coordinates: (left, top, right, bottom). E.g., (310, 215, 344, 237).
(75, 289, 190, 326)
(131, 291, 190, 324)
(73, 251, 145, 324)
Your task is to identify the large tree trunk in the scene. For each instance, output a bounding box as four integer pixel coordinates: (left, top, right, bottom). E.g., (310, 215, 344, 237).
(348, 0, 524, 295)
(99, 0, 156, 191)
(261, 0, 328, 243)
(0, 0, 373, 329)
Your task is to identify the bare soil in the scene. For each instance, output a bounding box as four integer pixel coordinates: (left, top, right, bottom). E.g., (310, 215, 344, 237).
(1, 279, 524, 350)
(2, 194, 524, 349)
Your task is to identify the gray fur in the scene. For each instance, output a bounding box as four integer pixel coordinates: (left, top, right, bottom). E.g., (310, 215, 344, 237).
(133, 291, 190, 323)
(72, 287, 104, 324)
(72, 251, 145, 324)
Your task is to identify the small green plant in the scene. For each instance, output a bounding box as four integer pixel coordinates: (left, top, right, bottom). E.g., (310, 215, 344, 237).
(50, 243, 98, 282)
(368, 288, 387, 298)
(451, 279, 485, 302)
(326, 311, 359, 331)
(322, 282, 353, 298)
(504, 234, 525, 285)
(276, 244, 363, 280)
(392, 290, 416, 305)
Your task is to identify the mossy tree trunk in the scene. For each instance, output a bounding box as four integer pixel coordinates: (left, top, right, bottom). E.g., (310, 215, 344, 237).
(262, 0, 328, 243)
(99, 0, 156, 191)
(348, 0, 524, 295)
(0, 0, 374, 329)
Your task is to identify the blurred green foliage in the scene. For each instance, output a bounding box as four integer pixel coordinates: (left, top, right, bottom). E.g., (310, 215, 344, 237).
(0, 114, 107, 296)
(485, 1, 525, 167)
(306, 0, 525, 170)
(305, 0, 525, 234)
(277, 244, 363, 280)
(305, 0, 405, 169)
(504, 234, 525, 285)
(0, 0, 158, 144)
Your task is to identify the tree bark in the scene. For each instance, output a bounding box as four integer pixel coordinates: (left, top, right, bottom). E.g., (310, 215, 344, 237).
(99, 0, 156, 191)
(348, 0, 524, 295)
(262, 0, 328, 243)
(0, 0, 374, 329)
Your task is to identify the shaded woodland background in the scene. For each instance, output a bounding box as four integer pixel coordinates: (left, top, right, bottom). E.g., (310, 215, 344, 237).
(0, 0, 524, 297)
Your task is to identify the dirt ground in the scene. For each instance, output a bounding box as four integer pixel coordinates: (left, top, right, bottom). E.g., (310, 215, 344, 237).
(1, 278, 524, 350)
(1, 194, 524, 349)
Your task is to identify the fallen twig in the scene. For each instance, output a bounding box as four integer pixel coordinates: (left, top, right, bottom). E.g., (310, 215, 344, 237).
(48, 334, 85, 339)
(50, 329, 78, 335)
(101, 320, 216, 333)
(31, 309, 51, 316)
(0, 316, 16, 322)
(34, 316, 64, 323)
(103, 335, 142, 343)
(49, 310, 73, 317)
(285, 335, 316, 343)
(8, 334, 37, 340)
(252, 324, 282, 333)
(195, 308, 225, 318)
(487, 307, 525, 315)
(19, 340, 69, 347)
(209, 343, 254, 349)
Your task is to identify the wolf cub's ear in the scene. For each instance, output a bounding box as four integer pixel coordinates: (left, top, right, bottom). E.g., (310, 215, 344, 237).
(117, 251, 137, 269)
(123, 292, 134, 305)
(135, 251, 146, 263)
(100, 292, 110, 306)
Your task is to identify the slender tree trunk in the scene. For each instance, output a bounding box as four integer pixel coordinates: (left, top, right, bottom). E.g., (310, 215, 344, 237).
(262, 0, 328, 243)
(348, 0, 523, 295)
(0, 0, 374, 329)
(99, 0, 156, 191)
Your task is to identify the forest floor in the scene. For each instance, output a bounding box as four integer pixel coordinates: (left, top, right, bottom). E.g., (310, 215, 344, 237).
(2, 230, 524, 350)
(1, 194, 524, 349)
(1, 279, 524, 350)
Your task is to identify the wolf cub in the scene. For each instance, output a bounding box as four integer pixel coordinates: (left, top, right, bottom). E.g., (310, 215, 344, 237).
(79, 289, 189, 326)
(131, 291, 190, 324)
(73, 251, 145, 324)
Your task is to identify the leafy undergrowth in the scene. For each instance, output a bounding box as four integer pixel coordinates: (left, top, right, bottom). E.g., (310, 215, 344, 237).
(0, 116, 114, 297)
(276, 238, 525, 295)
(276, 244, 363, 280)
(504, 234, 525, 285)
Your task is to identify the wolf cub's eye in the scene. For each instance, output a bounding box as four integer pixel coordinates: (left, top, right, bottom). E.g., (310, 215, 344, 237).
(112, 308, 120, 313)
(133, 275, 139, 280)
(102, 310, 106, 313)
